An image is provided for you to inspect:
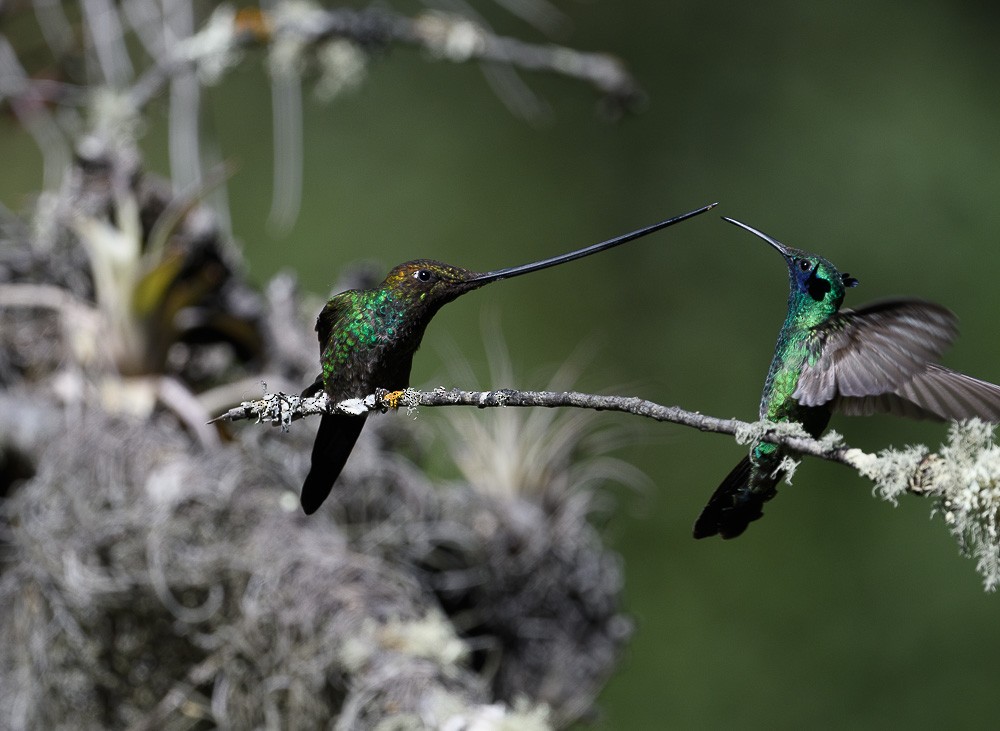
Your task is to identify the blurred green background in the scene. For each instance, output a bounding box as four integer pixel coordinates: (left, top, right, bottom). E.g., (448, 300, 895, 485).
(3, 0, 1000, 727)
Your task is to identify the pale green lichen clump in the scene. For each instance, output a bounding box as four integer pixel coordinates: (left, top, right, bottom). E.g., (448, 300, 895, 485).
(866, 420, 1000, 591)
(862, 444, 930, 505)
(931, 420, 1000, 591)
(733, 420, 820, 486)
(733, 419, 812, 446)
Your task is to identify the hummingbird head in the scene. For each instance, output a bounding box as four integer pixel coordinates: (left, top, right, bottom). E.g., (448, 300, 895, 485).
(723, 217, 859, 313)
(382, 259, 485, 311)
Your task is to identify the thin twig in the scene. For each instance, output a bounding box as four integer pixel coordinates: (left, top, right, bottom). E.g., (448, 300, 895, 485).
(210, 386, 872, 470)
(126, 6, 642, 112)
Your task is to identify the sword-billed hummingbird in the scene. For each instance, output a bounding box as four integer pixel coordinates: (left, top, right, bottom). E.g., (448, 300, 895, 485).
(301, 202, 716, 514)
(694, 217, 1000, 539)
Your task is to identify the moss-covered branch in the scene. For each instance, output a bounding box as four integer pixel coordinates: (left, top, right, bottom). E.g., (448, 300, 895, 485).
(212, 386, 870, 470)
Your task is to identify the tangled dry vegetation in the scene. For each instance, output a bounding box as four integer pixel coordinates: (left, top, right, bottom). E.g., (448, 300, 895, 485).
(0, 145, 631, 729)
(0, 0, 656, 724)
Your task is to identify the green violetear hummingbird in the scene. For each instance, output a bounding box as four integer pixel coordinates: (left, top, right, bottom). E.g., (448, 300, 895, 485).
(694, 217, 1000, 540)
(301, 202, 716, 514)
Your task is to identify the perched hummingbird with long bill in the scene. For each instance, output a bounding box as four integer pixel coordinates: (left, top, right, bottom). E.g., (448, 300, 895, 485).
(301, 202, 717, 514)
(694, 217, 1000, 540)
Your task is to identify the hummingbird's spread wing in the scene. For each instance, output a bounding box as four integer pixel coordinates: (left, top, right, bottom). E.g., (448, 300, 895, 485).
(834, 364, 1000, 422)
(796, 299, 1000, 421)
(794, 299, 957, 406)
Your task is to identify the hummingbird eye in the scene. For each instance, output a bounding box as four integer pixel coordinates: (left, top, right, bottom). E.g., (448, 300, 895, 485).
(797, 259, 811, 272)
(414, 269, 432, 282)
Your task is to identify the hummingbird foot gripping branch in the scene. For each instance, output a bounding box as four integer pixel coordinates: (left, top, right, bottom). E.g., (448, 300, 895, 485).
(693, 217, 1000, 540)
(380, 390, 408, 410)
(300, 202, 717, 515)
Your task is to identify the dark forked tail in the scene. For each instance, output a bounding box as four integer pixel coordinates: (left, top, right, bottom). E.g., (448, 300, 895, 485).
(693, 456, 780, 539)
(301, 413, 367, 514)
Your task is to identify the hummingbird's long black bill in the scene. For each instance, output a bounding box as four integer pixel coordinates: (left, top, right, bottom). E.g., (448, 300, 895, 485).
(467, 202, 718, 285)
(721, 216, 795, 257)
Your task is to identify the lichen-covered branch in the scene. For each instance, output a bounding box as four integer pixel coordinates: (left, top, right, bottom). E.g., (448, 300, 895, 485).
(211, 386, 873, 471)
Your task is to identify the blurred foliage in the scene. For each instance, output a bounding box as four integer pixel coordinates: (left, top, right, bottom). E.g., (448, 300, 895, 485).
(2, 0, 1000, 728)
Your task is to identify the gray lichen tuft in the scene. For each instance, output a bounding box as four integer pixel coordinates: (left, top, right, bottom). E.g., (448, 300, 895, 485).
(861, 444, 930, 505)
(930, 420, 1000, 591)
(864, 420, 1000, 591)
